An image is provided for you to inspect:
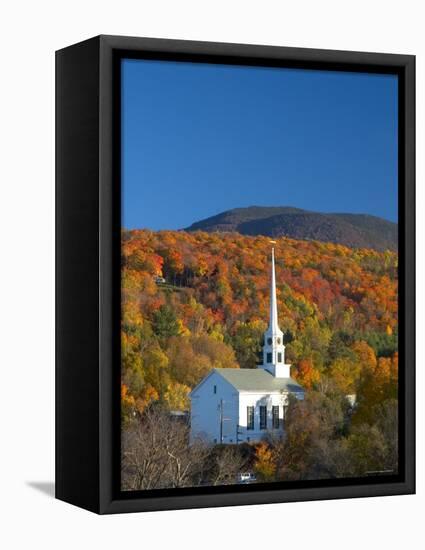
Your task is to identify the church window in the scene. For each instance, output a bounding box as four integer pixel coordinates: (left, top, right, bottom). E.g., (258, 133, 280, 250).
(267, 337, 273, 345)
(213, 385, 217, 394)
(260, 406, 267, 430)
(277, 352, 282, 363)
(272, 406, 280, 429)
(267, 352, 272, 363)
(247, 406, 254, 430)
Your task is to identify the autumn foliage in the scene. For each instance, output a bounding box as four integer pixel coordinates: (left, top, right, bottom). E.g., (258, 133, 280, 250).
(121, 229, 398, 423)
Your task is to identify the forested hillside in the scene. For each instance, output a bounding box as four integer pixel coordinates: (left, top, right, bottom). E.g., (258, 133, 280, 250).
(185, 206, 398, 251)
(121, 229, 398, 418)
(121, 229, 399, 487)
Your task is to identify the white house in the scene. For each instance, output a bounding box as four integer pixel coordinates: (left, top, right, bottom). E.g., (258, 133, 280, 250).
(190, 247, 305, 444)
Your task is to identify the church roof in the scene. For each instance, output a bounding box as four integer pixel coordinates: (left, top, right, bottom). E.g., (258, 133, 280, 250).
(214, 368, 304, 393)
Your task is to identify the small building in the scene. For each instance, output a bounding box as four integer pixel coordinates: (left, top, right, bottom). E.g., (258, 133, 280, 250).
(190, 247, 305, 444)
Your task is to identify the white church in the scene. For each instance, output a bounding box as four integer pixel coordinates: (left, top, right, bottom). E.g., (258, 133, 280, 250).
(190, 247, 305, 444)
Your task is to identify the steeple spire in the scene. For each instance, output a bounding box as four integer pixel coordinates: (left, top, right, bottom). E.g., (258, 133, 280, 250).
(258, 244, 291, 378)
(269, 247, 280, 335)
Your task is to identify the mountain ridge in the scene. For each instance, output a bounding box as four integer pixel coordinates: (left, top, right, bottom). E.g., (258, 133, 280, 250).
(185, 206, 397, 252)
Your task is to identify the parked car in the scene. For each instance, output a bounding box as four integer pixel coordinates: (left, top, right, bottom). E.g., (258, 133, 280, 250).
(155, 276, 166, 284)
(237, 472, 257, 484)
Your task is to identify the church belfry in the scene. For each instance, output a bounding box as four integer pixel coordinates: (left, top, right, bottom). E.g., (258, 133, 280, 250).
(259, 246, 291, 378)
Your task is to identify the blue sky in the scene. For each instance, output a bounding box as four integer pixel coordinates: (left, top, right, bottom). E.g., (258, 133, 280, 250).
(122, 58, 398, 230)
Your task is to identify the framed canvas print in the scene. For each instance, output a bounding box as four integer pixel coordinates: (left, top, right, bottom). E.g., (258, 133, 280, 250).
(56, 35, 415, 514)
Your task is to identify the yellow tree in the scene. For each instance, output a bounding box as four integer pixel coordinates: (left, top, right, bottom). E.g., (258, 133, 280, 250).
(254, 442, 276, 481)
(163, 382, 191, 411)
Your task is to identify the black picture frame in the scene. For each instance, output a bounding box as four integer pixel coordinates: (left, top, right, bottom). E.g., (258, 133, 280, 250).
(56, 35, 415, 514)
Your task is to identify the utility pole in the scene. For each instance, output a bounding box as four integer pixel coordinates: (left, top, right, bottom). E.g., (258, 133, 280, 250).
(218, 400, 232, 444)
(219, 399, 223, 444)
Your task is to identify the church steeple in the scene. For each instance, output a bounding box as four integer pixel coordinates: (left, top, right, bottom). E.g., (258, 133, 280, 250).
(258, 245, 291, 378)
(269, 247, 280, 335)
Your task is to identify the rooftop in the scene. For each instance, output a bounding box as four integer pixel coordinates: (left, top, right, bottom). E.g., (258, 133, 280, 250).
(214, 368, 304, 393)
